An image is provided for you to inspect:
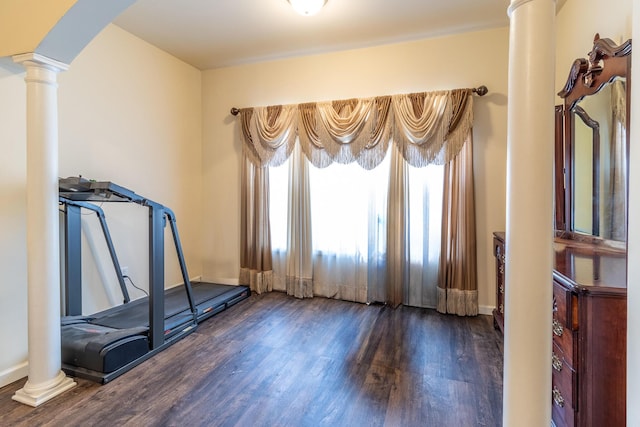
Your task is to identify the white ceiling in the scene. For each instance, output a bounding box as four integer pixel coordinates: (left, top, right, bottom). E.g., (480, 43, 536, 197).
(113, 0, 512, 70)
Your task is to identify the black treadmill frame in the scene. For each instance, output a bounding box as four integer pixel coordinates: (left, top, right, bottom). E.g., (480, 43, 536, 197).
(59, 177, 200, 381)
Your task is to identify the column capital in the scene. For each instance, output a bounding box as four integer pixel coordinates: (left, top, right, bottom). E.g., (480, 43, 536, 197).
(508, 0, 557, 18)
(12, 53, 69, 73)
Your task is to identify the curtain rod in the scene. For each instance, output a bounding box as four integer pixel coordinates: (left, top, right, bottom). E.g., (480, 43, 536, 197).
(229, 85, 488, 116)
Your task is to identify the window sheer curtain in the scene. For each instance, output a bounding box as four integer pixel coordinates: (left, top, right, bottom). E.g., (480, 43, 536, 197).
(285, 143, 313, 298)
(238, 89, 478, 315)
(603, 79, 627, 240)
(309, 155, 390, 303)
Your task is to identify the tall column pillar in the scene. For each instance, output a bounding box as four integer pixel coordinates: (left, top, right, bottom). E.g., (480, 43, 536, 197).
(503, 0, 556, 425)
(627, 3, 640, 422)
(11, 53, 76, 407)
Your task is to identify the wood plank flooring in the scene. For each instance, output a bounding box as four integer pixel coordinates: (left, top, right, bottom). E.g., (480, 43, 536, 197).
(0, 292, 503, 427)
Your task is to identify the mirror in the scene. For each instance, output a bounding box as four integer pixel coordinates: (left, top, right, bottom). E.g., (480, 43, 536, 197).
(556, 34, 631, 244)
(571, 105, 599, 236)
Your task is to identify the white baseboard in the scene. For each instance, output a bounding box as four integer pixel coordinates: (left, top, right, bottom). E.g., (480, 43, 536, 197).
(479, 305, 494, 316)
(208, 277, 240, 286)
(165, 275, 203, 290)
(0, 361, 28, 389)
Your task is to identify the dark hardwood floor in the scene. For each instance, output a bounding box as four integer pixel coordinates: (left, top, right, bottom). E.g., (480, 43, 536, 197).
(0, 292, 503, 427)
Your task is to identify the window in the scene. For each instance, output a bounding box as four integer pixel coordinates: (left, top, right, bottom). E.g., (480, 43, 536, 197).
(269, 150, 444, 307)
(309, 157, 389, 258)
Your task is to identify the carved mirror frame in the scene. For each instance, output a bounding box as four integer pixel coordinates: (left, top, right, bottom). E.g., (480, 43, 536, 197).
(555, 34, 632, 243)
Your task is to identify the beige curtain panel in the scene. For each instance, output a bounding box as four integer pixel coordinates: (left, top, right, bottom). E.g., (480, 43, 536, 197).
(239, 149, 274, 294)
(437, 134, 478, 316)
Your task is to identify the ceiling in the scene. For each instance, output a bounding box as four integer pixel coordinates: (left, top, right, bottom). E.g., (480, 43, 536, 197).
(113, 0, 513, 70)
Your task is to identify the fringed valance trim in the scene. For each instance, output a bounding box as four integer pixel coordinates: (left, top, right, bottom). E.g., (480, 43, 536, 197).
(239, 88, 473, 169)
(240, 105, 297, 167)
(392, 91, 452, 167)
(436, 287, 478, 317)
(240, 268, 273, 295)
(285, 276, 314, 299)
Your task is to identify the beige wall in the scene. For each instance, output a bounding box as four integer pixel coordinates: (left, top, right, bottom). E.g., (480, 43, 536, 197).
(58, 24, 204, 312)
(202, 27, 510, 313)
(0, 70, 29, 386)
(0, 23, 202, 386)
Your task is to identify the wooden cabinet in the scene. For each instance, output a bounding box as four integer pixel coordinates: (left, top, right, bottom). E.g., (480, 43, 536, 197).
(492, 232, 505, 334)
(551, 239, 627, 427)
(490, 233, 626, 426)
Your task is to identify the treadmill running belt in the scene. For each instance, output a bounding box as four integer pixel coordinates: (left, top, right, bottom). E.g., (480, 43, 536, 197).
(185, 281, 240, 302)
(90, 282, 246, 330)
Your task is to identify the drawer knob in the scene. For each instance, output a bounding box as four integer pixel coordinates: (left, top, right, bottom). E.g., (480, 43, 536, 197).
(552, 387, 565, 408)
(499, 264, 504, 275)
(552, 319, 564, 337)
(499, 303, 504, 314)
(552, 352, 563, 372)
(499, 285, 504, 294)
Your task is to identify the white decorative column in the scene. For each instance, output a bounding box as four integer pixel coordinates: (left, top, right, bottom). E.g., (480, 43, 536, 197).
(11, 53, 76, 407)
(503, 0, 556, 425)
(627, 3, 640, 423)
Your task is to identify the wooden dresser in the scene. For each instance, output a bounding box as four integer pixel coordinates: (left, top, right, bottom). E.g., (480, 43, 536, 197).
(551, 237, 627, 427)
(492, 232, 505, 334)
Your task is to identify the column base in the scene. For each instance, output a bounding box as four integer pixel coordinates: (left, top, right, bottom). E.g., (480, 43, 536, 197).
(12, 371, 76, 407)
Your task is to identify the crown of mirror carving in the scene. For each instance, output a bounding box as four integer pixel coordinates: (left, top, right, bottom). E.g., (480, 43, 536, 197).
(554, 33, 632, 244)
(558, 34, 632, 109)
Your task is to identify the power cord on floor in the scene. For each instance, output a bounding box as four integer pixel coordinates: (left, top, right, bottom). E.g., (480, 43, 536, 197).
(123, 275, 149, 296)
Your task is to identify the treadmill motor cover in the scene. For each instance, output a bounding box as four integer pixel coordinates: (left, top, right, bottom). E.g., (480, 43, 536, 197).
(62, 323, 149, 373)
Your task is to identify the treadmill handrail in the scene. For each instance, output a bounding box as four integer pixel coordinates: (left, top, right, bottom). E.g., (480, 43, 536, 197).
(164, 206, 197, 319)
(59, 198, 131, 305)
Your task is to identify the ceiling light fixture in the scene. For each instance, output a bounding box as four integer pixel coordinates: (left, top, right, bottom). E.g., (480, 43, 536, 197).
(287, 0, 327, 16)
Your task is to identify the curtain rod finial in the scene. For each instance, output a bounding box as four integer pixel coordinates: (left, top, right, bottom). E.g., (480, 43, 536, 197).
(230, 107, 240, 116)
(473, 86, 488, 96)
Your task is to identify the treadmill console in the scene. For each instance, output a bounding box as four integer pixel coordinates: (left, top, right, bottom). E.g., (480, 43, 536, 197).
(59, 176, 144, 203)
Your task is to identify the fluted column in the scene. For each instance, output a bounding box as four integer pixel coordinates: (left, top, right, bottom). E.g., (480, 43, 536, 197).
(11, 53, 76, 407)
(503, 0, 556, 425)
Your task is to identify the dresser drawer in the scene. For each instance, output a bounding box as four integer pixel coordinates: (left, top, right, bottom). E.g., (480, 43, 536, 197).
(552, 342, 573, 371)
(552, 343, 576, 397)
(552, 319, 575, 368)
(551, 354, 576, 427)
(553, 281, 578, 330)
(551, 390, 575, 427)
(496, 286, 504, 315)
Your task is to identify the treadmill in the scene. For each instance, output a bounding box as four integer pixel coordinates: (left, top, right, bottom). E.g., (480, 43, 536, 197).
(59, 177, 249, 383)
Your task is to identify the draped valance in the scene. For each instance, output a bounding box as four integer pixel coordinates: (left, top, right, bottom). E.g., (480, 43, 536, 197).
(239, 88, 473, 170)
